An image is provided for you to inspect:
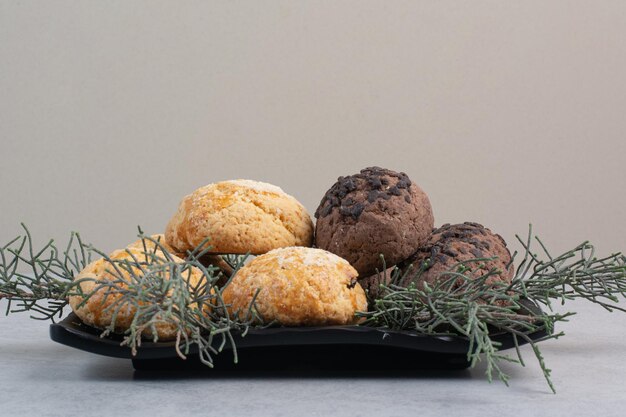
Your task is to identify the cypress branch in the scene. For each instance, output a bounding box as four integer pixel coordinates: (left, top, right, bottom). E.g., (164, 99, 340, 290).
(1, 224, 625, 392)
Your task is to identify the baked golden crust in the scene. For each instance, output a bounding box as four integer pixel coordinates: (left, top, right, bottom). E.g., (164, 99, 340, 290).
(165, 180, 314, 255)
(68, 242, 205, 341)
(222, 247, 367, 326)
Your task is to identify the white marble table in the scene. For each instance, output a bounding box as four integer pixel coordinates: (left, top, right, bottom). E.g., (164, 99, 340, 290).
(1, 300, 625, 417)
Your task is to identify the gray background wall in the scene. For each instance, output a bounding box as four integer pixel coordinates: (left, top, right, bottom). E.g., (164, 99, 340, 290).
(1, 1, 624, 259)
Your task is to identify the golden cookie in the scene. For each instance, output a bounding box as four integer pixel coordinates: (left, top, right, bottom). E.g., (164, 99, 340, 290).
(129, 234, 234, 287)
(222, 247, 367, 326)
(127, 234, 184, 258)
(69, 243, 205, 341)
(165, 180, 314, 255)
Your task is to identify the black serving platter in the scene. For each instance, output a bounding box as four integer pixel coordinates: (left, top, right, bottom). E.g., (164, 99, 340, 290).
(50, 300, 547, 372)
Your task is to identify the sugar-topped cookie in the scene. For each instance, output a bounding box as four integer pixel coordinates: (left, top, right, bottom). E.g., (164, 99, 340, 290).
(222, 247, 367, 326)
(165, 180, 314, 255)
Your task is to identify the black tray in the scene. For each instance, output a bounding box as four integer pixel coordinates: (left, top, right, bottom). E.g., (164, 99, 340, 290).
(50, 306, 547, 372)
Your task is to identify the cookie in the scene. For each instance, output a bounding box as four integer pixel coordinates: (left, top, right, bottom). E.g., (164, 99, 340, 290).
(166, 180, 314, 255)
(127, 234, 184, 258)
(69, 243, 205, 341)
(314, 167, 434, 277)
(129, 234, 233, 285)
(359, 266, 397, 301)
(399, 222, 514, 289)
(222, 247, 367, 326)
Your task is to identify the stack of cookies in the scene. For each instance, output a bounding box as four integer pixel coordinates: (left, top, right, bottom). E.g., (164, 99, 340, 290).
(70, 168, 514, 336)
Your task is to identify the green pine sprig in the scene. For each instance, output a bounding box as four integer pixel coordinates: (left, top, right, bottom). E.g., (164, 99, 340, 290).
(358, 226, 626, 393)
(1, 224, 625, 392)
(0, 225, 259, 366)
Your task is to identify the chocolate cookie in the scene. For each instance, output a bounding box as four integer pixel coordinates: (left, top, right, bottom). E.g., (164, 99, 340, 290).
(314, 167, 434, 277)
(399, 222, 514, 289)
(359, 266, 397, 301)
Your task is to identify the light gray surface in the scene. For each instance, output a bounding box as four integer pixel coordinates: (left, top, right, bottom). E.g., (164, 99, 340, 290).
(1, 300, 625, 417)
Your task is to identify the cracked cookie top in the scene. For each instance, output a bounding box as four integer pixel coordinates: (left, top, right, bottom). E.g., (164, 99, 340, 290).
(165, 180, 314, 255)
(315, 167, 414, 220)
